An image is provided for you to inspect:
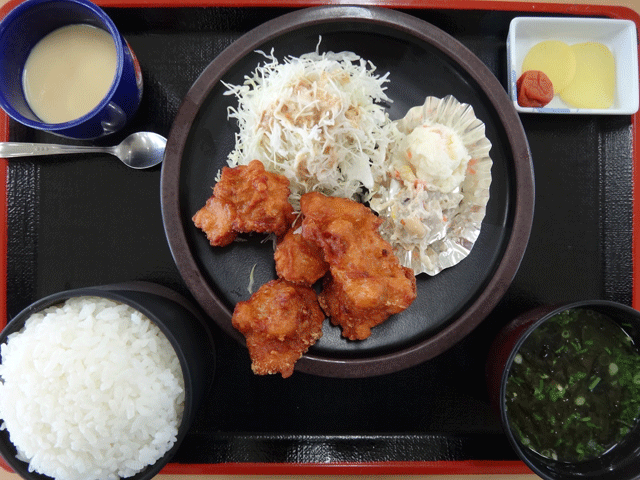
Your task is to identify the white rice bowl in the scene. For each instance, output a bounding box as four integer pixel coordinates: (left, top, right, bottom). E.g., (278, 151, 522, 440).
(0, 296, 185, 480)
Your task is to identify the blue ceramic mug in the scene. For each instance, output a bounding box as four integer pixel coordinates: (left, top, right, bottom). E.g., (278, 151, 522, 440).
(0, 0, 143, 139)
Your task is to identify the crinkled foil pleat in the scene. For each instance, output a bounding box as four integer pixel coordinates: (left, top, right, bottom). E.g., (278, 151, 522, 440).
(370, 95, 493, 276)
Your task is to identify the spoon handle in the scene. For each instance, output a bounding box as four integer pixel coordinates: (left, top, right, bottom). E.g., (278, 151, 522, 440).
(0, 142, 108, 158)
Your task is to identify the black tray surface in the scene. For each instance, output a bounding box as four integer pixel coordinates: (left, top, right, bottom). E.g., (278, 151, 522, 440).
(5, 7, 633, 464)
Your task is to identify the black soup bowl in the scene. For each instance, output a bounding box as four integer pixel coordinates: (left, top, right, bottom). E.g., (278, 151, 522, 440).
(487, 300, 640, 480)
(0, 281, 215, 480)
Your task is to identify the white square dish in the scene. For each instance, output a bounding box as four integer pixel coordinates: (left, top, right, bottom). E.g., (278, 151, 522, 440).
(507, 16, 639, 114)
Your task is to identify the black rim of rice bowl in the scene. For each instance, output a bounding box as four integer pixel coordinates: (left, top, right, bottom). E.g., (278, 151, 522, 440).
(0, 282, 216, 480)
(499, 300, 640, 480)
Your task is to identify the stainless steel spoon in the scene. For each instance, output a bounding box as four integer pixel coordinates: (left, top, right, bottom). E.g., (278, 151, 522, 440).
(0, 131, 166, 169)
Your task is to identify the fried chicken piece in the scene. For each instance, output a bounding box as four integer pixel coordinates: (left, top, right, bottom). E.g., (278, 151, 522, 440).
(192, 196, 238, 246)
(300, 192, 417, 340)
(231, 279, 325, 378)
(193, 160, 296, 247)
(274, 219, 329, 286)
(318, 267, 417, 340)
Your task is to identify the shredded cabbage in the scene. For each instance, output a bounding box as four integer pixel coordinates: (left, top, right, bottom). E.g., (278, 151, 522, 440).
(247, 263, 257, 294)
(223, 42, 394, 209)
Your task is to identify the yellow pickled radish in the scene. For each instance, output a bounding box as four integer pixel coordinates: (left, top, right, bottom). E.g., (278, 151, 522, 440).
(522, 40, 577, 93)
(560, 42, 615, 109)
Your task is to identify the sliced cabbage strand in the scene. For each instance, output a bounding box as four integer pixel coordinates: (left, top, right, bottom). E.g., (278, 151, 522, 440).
(222, 43, 393, 209)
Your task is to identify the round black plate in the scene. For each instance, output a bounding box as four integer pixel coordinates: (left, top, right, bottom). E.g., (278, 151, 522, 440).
(161, 6, 534, 378)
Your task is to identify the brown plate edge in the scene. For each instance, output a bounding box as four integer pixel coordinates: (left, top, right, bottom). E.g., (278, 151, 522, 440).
(160, 5, 535, 378)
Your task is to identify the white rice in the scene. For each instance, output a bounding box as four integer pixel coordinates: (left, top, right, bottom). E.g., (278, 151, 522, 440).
(0, 296, 185, 480)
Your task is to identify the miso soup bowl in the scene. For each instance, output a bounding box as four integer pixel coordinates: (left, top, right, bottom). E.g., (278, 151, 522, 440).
(0, 281, 215, 480)
(487, 300, 640, 480)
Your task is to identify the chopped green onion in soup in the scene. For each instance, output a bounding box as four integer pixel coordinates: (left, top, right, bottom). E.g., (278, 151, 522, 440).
(505, 308, 640, 462)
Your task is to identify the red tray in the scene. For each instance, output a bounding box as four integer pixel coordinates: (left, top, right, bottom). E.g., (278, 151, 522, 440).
(0, 0, 638, 476)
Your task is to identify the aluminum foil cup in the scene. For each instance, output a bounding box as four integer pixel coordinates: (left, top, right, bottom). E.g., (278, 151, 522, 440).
(370, 95, 493, 276)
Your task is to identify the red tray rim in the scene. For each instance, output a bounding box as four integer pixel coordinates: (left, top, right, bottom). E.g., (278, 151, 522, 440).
(0, 0, 637, 476)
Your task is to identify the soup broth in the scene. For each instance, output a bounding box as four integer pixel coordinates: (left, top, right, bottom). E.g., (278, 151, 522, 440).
(22, 24, 117, 124)
(506, 308, 640, 462)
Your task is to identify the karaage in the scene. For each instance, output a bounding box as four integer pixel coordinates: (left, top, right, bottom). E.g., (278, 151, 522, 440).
(300, 192, 417, 340)
(193, 159, 295, 247)
(274, 219, 329, 286)
(231, 279, 325, 378)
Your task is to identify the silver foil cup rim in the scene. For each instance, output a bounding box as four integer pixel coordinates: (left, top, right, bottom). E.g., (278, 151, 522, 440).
(370, 95, 493, 276)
